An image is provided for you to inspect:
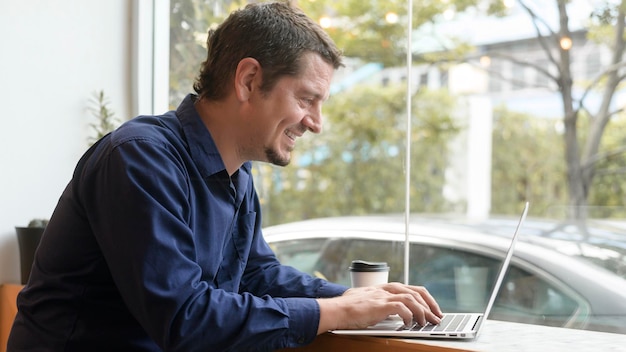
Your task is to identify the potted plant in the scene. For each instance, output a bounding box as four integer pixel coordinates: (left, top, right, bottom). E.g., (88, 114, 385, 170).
(15, 218, 48, 284)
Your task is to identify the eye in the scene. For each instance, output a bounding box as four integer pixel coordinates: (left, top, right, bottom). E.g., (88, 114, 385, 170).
(299, 97, 315, 108)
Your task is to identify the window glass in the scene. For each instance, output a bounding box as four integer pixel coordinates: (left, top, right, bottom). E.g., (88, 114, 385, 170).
(169, 0, 626, 335)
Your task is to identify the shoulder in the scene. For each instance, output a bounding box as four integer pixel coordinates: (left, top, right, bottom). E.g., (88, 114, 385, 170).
(111, 113, 184, 149)
(80, 113, 190, 178)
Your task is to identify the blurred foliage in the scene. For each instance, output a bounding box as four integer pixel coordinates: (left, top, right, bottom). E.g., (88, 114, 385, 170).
(491, 105, 626, 219)
(88, 90, 119, 146)
(26, 218, 49, 228)
(169, 0, 248, 108)
(297, 0, 507, 66)
(587, 112, 626, 217)
(168, 0, 506, 105)
(586, 0, 626, 96)
(491, 107, 568, 216)
(257, 84, 461, 225)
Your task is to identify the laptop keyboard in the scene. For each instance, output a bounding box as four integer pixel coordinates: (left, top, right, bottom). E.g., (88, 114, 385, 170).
(402, 314, 473, 332)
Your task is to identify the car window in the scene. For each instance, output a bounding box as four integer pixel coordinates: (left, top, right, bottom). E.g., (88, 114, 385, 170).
(493, 266, 580, 328)
(269, 238, 327, 276)
(409, 244, 579, 328)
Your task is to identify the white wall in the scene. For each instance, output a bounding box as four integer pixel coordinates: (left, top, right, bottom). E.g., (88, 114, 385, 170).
(0, 0, 132, 284)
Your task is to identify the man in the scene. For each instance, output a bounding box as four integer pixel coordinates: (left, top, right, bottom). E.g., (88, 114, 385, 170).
(8, 2, 442, 351)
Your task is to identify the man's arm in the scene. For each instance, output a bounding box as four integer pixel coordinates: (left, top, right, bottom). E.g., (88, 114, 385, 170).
(238, 201, 347, 299)
(82, 136, 327, 351)
(237, 189, 441, 336)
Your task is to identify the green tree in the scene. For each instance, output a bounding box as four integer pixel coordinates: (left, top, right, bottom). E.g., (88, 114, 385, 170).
(490, 102, 626, 219)
(259, 84, 460, 225)
(475, 0, 626, 219)
(491, 106, 568, 215)
(583, 111, 626, 218)
(169, 0, 248, 108)
(169, 0, 507, 91)
(296, 0, 507, 67)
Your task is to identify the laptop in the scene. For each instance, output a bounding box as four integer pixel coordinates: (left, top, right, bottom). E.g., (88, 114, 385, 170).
(332, 202, 529, 340)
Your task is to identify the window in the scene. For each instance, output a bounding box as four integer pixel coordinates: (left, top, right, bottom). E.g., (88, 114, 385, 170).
(167, 0, 626, 336)
(488, 59, 503, 92)
(512, 63, 525, 90)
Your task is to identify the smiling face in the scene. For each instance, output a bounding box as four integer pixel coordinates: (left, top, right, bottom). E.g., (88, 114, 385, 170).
(243, 52, 334, 166)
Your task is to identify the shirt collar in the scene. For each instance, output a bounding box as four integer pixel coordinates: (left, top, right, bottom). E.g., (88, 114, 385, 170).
(176, 94, 252, 182)
(176, 94, 227, 178)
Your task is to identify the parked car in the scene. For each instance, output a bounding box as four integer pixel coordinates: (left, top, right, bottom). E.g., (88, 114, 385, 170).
(263, 214, 626, 334)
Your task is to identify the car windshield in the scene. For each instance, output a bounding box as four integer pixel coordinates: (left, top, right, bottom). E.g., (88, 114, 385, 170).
(169, 0, 626, 336)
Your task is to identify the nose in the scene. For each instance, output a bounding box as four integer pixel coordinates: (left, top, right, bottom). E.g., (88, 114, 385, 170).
(302, 106, 323, 134)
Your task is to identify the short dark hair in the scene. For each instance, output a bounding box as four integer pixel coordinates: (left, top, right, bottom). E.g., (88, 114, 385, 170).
(193, 1, 343, 101)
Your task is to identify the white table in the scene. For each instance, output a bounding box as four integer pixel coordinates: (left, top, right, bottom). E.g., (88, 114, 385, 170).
(280, 320, 626, 352)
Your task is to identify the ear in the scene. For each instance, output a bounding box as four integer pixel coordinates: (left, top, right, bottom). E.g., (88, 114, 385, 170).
(234, 57, 262, 102)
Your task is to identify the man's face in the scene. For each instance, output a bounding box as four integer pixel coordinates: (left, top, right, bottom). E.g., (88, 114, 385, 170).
(244, 52, 334, 166)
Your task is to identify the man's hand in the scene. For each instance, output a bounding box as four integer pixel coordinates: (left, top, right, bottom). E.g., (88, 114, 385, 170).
(316, 282, 444, 334)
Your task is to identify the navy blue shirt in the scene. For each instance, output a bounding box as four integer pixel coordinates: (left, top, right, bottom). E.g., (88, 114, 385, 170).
(8, 94, 347, 352)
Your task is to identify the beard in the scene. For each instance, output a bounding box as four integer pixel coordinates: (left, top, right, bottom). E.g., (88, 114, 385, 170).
(264, 146, 291, 167)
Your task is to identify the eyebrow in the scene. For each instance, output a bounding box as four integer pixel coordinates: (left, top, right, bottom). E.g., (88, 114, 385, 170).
(316, 93, 330, 102)
(297, 78, 330, 101)
(300, 88, 328, 102)
(311, 90, 330, 102)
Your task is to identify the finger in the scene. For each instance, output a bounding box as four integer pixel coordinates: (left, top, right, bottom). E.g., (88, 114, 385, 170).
(412, 286, 444, 318)
(400, 294, 434, 326)
(389, 291, 442, 326)
(386, 301, 415, 326)
(380, 284, 444, 318)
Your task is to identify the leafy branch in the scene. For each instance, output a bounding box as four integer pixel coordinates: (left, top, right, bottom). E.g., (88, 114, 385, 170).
(88, 90, 119, 145)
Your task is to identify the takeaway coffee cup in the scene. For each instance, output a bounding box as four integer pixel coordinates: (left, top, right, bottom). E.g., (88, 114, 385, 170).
(349, 260, 390, 287)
